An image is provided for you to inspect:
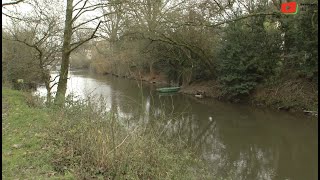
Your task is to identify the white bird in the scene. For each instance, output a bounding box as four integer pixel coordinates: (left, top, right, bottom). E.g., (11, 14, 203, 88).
(209, 116, 213, 121)
(195, 94, 203, 98)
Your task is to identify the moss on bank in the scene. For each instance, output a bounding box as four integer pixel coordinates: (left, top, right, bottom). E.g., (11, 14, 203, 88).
(2, 87, 212, 179)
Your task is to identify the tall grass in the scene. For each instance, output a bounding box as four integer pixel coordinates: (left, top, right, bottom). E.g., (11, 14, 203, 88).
(49, 97, 213, 179)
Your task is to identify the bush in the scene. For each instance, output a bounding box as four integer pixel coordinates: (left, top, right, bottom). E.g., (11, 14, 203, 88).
(280, 9, 318, 82)
(49, 98, 213, 179)
(217, 16, 281, 100)
(2, 32, 43, 84)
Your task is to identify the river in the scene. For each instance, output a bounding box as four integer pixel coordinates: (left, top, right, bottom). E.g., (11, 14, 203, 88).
(36, 70, 318, 180)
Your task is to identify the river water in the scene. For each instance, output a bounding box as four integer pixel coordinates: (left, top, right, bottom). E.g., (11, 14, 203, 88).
(36, 70, 318, 180)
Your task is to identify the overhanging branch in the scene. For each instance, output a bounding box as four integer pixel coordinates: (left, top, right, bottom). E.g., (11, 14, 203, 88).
(2, 0, 24, 6)
(206, 12, 280, 28)
(72, 12, 114, 30)
(69, 21, 102, 53)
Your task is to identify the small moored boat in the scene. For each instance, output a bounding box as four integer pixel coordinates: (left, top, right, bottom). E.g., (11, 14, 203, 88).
(156, 87, 180, 93)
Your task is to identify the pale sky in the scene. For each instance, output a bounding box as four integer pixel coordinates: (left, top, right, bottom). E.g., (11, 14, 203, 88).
(2, 0, 33, 26)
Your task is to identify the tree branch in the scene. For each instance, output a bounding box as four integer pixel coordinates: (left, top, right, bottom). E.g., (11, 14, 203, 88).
(72, 0, 85, 9)
(50, 81, 59, 89)
(2, 12, 25, 21)
(69, 21, 102, 53)
(2, 0, 24, 6)
(206, 12, 280, 28)
(72, 5, 108, 23)
(72, 0, 89, 22)
(72, 12, 114, 30)
(50, 74, 60, 83)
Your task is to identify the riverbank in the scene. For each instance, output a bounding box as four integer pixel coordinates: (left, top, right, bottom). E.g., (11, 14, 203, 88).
(2, 88, 72, 179)
(103, 71, 318, 116)
(180, 78, 318, 116)
(2, 87, 212, 179)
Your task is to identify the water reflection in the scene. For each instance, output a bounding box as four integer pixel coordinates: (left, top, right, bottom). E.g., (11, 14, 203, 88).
(36, 70, 318, 180)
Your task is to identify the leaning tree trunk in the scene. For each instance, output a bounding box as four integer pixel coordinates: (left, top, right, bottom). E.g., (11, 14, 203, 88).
(55, 0, 74, 105)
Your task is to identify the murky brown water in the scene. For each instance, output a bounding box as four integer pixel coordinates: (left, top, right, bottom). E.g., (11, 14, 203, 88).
(36, 70, 318, 180)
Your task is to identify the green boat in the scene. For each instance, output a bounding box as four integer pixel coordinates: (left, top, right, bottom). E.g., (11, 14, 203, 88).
(158, 92, 177, 97)
(156, 87, 180, 93)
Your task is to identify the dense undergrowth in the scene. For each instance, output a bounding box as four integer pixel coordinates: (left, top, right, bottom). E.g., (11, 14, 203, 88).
(252, 78, 318, 111)
(2, 87, 213, 179)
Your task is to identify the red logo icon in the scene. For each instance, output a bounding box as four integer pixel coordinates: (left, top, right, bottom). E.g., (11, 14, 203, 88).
(281, 2, 298, 14)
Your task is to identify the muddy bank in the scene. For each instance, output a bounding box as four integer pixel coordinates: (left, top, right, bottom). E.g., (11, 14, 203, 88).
(179, 80, 222, 98)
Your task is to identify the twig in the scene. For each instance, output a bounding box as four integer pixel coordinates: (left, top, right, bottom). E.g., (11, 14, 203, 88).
(106, 127, 137, 157)
(2, 0, 24, 6)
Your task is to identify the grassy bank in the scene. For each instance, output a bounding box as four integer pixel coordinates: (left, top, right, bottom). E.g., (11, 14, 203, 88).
(2, 87, 212, 179)
(2, 88, 73, 179)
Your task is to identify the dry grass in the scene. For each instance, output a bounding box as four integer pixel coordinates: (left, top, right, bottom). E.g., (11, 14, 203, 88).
(3, 88, 213, 179)
(49, 98, 213, 179)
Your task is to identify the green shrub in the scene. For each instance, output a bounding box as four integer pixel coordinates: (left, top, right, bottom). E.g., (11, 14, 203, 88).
(217, 16, 281, 100)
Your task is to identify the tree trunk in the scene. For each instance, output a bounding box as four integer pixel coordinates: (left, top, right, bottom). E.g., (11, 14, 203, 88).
(45, 81, 51, 104)
(41, 70, 52, 104)
(55, 0, 74, 105)
(182, 68, 192, 87)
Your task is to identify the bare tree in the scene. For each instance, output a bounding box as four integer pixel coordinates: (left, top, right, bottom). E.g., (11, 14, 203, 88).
(121, 0, 189, 78)
(3, 0, 64, 103)
(55, 0, 115, 105)
(98, 0, 125, 53)
(2, 0, 24, 7)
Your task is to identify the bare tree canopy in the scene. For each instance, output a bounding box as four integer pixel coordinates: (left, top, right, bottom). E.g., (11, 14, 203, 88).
(2, 0, 317, 107)
(2, 0, 24, 7)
